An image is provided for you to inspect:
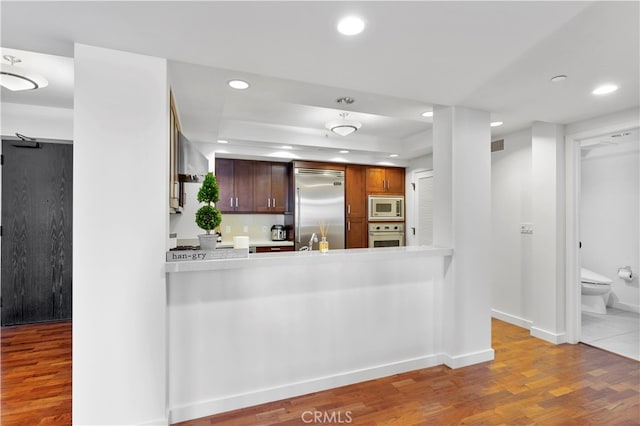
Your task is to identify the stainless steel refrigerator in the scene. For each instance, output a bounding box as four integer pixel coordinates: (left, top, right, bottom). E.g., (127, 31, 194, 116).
(294, 168, 345, 251)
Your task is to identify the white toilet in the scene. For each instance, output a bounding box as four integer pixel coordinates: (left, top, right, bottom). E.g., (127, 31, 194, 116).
(581, 267, 613, 314)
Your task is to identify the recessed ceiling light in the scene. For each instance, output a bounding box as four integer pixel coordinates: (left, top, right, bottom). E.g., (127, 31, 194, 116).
(217, 139, 228, 144)
(421, 111, 434, 117)
(339, 150, 350, 154)
(281, 145, 293, 149)
(550, 75, 567, 83)
(389, 154, 399, 158)
(592, 84, 618, 95)
(228, 79, 249, 90)
(490, 121, 503, 127)
(337, 16, 365, 36)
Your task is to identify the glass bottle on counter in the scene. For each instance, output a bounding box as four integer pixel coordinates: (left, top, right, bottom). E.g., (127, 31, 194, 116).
(319, 237, 329, 253)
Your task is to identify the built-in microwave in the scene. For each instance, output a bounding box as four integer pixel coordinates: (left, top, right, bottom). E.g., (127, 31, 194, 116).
(368, 196, 404, 221)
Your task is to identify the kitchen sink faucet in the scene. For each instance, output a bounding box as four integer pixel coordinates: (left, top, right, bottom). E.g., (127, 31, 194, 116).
(308, 233, 318, 251)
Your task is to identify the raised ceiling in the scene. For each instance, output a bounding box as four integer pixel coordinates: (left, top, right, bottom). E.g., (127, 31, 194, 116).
(1, 1, 638, 164)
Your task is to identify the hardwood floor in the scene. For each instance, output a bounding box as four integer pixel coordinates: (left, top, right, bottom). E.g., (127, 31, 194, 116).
(1, 319, 638, 425)
(1, 321, 71, 425)
(179, 319, 640, 426)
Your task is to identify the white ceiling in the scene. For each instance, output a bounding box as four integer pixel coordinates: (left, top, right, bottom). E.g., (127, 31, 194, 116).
(1, 1, 639, 164)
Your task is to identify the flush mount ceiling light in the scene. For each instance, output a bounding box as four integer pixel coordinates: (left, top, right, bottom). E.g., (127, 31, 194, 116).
(490, 121, 504, 127)
(337, 16, 365, 36)
(0, 55, 48, 91)
(592, 84, 618, 95)
(325, 112, 362, 136)
(421, 111, 433, 117)
(228, 79, 249, 90)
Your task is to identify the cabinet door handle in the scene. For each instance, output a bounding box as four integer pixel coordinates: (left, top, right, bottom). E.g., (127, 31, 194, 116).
(230, 197, 233, 207)
(348, 220, 351, 231)
(273, 198, 276, 208)
(348, 204, 351, 215)
(270, 247, 281, 251)
(268, 198, 271, 208)
(235, 197, 239, 207)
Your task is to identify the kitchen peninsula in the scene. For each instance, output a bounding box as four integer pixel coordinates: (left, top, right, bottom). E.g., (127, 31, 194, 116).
(165, 245, 452, 423)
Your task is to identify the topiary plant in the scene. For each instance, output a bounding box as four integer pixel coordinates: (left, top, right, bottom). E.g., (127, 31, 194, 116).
(195, 172, 222, 234)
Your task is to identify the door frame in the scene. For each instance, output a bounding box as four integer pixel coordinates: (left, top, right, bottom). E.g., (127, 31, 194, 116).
(564, 120, 638, 344)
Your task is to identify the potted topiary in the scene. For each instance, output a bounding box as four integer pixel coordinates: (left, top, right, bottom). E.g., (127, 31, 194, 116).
(195, 172, 223, 250)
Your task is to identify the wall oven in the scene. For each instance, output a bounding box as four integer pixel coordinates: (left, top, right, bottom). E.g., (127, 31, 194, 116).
(369, 223, 404, 248)
(368, 195, 404, 221)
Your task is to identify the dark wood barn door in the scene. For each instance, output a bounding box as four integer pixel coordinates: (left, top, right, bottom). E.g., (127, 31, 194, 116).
(1, 139, 73, 326)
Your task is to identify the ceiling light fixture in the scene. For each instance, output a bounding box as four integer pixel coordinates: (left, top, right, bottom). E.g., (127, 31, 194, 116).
(0, 55, 48, 91)
(325, 112, 361, 136)
(217, 139, 228, 144)
(339, 150, 350, 154)
(281, 145, 293, 149)
(389, 154, 399, 158)
(550, 75, 567, 83)
(337, 16, 365, 36)
(490, 121, 503, 127)
(592, 84, 618, 95)
(421, 111, 434, 117)
(228, 79, 249, 90)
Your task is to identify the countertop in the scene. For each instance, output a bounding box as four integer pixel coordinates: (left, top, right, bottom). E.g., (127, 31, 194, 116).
(176, 238, 294, 249)
(165, 245, 453, 273)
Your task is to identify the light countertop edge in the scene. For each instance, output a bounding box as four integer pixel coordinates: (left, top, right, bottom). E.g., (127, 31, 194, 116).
(165, 246, 453, 273)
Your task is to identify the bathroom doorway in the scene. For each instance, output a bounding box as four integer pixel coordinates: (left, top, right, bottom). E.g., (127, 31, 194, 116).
(567, 126, 639, 360)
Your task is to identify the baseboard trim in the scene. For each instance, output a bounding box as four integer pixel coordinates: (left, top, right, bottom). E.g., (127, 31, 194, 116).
(169, 355, 441, 424)
(491, 309, 533, 330)
(610, 301, 640, 314)
(441, 348, 495, 369)
(530, 326, 567, 344)
(140, 417, 169, 426)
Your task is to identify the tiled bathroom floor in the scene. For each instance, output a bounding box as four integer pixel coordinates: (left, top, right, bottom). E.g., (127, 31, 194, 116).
(581, 308, 640, 361)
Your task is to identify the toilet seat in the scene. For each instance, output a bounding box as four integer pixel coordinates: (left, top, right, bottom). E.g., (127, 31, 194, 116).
(581, 268, 612, 285)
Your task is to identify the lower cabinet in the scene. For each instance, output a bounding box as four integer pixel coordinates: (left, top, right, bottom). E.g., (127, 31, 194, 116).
(255, 245, 295, 253)
(346, 217, 367, 249)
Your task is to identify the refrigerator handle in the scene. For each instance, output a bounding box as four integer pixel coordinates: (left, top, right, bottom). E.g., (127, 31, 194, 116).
(296, 187, 301, 243)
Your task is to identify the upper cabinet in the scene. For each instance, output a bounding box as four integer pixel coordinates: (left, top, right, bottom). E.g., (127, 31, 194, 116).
(253, 161, 290, 213)
(365, 166, 405, 194)
(215, 158, 254, 213)
(216, 159, 289, 214)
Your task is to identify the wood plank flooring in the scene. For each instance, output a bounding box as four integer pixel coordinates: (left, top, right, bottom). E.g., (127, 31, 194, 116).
(1, 319, 638, 425)
(1, 321, 71, 425)
(179, 319, 640, 425)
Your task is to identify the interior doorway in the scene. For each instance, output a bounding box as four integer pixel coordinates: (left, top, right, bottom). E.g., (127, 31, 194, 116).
(413, 170, 434, 246)
(1, 138, 73, 326)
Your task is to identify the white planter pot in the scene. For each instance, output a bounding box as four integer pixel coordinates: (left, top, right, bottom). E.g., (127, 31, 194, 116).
(198, 234, 218, 251)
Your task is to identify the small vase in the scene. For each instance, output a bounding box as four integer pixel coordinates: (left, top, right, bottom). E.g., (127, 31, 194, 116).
(319, 237, 329, 253)
(198, 234, 218, 251)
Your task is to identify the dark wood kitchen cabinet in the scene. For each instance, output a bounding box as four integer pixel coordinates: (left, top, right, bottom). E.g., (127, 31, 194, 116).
(253, 161, 289, 213)
(345, 165, 367, 248)
(215, 158, 254, 213)
(366, 166, 405, 194)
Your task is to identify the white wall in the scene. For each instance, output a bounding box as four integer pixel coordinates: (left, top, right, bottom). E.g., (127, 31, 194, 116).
(581, 142, 640, 311)
(1, 102, 73, 140)
(73, 44, 168, 425)
(490, 128, 533, 327)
